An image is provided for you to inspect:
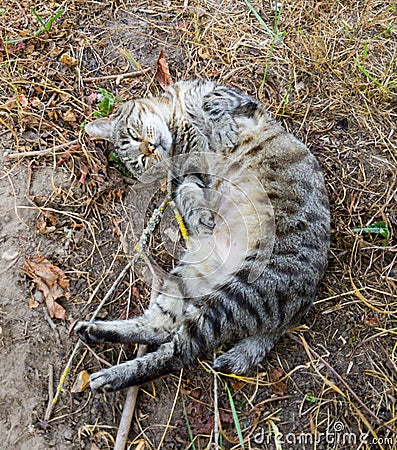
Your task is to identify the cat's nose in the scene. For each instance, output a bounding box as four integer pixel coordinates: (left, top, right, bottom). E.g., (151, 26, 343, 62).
(140, 140, 156, 155)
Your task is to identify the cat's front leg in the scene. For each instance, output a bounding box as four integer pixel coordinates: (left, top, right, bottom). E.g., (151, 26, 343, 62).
(75, 293, 184, 346)
(175, 175, 215, 235)
(75, 317, 172, 346)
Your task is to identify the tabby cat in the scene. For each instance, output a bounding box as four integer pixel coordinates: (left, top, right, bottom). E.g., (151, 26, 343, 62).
(75, 79, 330, 392)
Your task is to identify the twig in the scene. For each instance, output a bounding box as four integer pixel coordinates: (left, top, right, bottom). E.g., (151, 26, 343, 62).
(82, 69, 151, 83)
(6, 139, 79, 159)
(44, 365, 54, 422)
(114, 178, 189, 449)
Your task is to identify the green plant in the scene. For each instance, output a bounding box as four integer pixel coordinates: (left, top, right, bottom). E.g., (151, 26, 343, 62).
(94, 88, 122, 118)
(4, 6, 65, 44)
(356, 44, 391, 94)
(243, 0, 286, 98)
(225, 382, 245, 449)
(352, 221, 390, 241)
(305, 392, 317, 403)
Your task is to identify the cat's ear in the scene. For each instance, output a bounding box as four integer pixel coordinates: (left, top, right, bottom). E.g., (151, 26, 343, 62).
(85, 117, 115, 141)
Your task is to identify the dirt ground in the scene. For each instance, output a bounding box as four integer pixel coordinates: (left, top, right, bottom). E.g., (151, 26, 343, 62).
(1, 1, 396, 449)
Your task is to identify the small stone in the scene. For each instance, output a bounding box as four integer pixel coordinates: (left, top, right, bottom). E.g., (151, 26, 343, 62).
(2, 249, 19, 261)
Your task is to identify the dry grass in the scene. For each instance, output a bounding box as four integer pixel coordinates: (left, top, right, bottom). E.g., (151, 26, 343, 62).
(1, 0, 396, 449)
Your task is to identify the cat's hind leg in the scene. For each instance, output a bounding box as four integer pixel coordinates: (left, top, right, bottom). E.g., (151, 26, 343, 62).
(213, 334, 279, 375)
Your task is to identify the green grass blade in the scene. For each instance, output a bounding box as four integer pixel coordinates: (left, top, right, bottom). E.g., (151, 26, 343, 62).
(352, 221, 390, 240)
(225, 383, 245, 449)
(182, 396, 196, 450)
(46, 8, 65, 31)
(30, 7, 46, 27)
(243, 0, 274, 38)
(120, 49, 142, 70)
(356, 61, 391, 94)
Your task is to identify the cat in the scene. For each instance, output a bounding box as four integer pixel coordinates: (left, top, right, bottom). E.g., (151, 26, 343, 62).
(75, 79, 331, 392)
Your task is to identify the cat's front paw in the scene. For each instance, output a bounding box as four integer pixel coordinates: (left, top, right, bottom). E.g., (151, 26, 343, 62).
(75, 321, 105, 344)
(197, 209, 215, 234)
(90, 364, 135, 392)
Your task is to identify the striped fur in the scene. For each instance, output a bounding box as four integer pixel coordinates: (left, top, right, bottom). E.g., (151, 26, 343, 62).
(76, 79, 330, 392)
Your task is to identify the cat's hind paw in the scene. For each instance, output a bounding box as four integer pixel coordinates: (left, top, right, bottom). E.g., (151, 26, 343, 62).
(213, 346, 258, 375)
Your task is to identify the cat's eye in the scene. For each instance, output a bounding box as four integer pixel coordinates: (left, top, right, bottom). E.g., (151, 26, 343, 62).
(128, 128, 140, 141)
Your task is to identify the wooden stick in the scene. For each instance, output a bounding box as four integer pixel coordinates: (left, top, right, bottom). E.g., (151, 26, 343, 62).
(82, 69, 150, 83)
(114, 344, 147, 450)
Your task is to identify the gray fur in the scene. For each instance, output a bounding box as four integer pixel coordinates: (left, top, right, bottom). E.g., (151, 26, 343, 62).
(76, 79, 330, 392)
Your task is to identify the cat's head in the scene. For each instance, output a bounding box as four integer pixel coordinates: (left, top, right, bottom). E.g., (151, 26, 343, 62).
(85, 98, 172, 177)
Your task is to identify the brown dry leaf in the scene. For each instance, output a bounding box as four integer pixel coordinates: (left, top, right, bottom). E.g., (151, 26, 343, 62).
(269, 367, 284, 382)
(36, 211, 58, 234)
(269, 367, 288, 395)
(63, 109, 77, 122)
(86, 92, 98, 106)
(22, 255, 69, 320)
(71, 370, 90, 393)
(4, 94, 29, 109)
(364, 316, 378, 327)
(60, 52, 78, 66)
(31, 97, 43, 108)
(132, 286, 141, 301)
(155, 49, 173, 91)
(198, 46, 211, 60)
(28, 298, 40, 309)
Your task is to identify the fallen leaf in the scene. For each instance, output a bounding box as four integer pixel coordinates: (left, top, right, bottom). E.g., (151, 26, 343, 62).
(364, 316, 378, 326)
(154, 49, 172, 91)
(36, 211, 58, 234)
(28, 298, 40, 309)
(86, 92, 98, 106)
(22, 255, 69, 319)
(63, 109, 77, 122)
(71, 370, 90, 393)
(60, 52, 78, 66)
(269, 366, 288, 395)
(198, 46, 211, 60)
(4, 94, 29, 109)
(269, 367, 284, 382)
(231, 380, 245, 391)
(79, 164, 89, 184)
(132, 286, 141, 301)
(31, 97, 43, 108)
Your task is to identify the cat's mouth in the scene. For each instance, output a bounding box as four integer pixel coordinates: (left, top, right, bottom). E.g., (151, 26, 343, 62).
(134, 146, 165, 171)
